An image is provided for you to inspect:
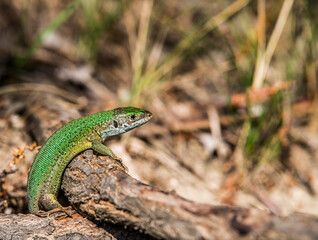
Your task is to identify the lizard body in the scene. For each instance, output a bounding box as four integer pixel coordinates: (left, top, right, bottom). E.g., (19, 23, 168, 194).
(27, 107, 152, 216)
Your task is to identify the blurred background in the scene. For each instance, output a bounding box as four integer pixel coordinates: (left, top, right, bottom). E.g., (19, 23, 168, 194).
(1, 0, 318, 217)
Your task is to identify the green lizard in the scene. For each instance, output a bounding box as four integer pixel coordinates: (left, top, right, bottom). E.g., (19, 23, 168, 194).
(27, 107, 152, 216)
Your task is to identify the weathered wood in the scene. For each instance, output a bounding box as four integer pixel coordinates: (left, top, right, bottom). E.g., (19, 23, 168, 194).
(61, 151, 318, 240)
(0, 212, 114, 240)
(1, 149, 318, 240)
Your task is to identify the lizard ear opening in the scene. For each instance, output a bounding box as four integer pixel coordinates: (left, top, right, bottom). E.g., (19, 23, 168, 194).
(113, 120, 119, 128)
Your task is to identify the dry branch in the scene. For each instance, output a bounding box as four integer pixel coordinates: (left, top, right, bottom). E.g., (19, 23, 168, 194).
(0, 212, 114, 240)
(60, 151, 318, 240)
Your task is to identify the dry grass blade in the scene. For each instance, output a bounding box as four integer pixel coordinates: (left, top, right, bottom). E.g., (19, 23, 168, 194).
(0, 83, 82, 105)
(18, 0, 81, 65)
(252, 0, 295, 89)
(131, 0, 252, 102)
(132, 0, 154, 87)
(233, 0, 295, 172)
(252, 0, 266, 89)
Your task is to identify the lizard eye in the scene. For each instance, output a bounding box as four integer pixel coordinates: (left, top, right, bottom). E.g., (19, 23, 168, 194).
(113, 120, 119, 128)
(130, 114, 136, 120)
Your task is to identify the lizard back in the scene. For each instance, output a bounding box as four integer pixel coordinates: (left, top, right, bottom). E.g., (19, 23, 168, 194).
(27, 111, 115, 213)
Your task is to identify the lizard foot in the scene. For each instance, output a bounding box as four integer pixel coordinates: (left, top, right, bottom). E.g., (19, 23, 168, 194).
(36, 206, 75, 219)
(111, 156, 128, 173)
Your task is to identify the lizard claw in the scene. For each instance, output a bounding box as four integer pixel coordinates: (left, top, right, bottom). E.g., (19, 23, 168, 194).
(112, 156, 128, 172)
(35, 206, 75, 219)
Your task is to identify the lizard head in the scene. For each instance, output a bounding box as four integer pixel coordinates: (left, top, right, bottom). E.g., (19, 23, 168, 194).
(99, 107, 152, 140)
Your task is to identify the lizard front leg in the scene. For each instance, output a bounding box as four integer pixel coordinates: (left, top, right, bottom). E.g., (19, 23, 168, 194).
(92, 139, 128, 171)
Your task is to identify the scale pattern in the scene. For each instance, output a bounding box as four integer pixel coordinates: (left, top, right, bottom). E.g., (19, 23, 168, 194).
(27, 107, 152, 215)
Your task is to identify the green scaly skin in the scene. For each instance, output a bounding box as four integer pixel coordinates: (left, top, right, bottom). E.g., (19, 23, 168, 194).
(27, 107, 152, 216)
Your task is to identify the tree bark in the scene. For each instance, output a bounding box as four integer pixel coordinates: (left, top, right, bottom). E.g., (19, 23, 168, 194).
(60, 150, 318, 240)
